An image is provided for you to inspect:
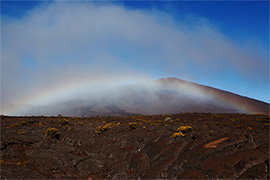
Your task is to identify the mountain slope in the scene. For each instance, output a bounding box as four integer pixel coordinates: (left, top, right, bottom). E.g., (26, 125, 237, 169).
(3, 77, 269, 116)
(156, 78, 269, 114)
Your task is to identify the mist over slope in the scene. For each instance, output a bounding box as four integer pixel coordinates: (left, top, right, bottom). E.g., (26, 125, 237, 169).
(4, 78, 269, 116)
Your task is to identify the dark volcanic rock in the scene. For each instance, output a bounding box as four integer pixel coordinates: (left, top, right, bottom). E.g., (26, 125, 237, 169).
(0, 113, 269, 179)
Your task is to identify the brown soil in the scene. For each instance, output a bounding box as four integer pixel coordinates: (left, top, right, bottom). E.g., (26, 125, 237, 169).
(1, 113, 269, 179)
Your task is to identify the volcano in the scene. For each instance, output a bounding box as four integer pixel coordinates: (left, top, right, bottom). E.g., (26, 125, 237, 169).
(153, 78, 269, 115)
(3, 78, 269, 116)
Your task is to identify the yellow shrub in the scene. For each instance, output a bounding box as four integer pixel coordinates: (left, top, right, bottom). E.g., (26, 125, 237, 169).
(94, 126, 104, 134)
(23, 161, 29, 165)
(60, 119, 69, 125)
(236, 124, 243, 129)
(230, 118, 237, 122)
(21, 121, 27, 126)
(264, 123, 270, 130)
(129, 122, 137, 130)
(172, 131, 185, 137)
(45, 128, 59, 138)
(17, 130, 25, 134)
(103, 123, 114, 131)
(247, 127, 252, 130)
(177, 126, 193, 133)
(116, 122, 121, 126)
(94, 123, 114, 134)
(10, 123, 19, 127)
(172, 126, 193, 138)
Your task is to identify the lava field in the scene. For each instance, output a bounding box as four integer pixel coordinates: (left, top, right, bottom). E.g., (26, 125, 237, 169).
(1, 113, 269, 179)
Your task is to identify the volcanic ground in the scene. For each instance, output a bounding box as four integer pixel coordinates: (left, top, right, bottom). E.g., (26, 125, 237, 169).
(1, 113, 269, 179)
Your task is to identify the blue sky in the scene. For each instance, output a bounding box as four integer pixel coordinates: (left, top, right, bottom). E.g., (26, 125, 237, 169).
(1, 1, 269, 108)
(122, 1, 269, 44)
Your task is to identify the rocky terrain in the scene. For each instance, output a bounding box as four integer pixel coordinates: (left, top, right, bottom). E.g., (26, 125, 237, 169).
(1, 113, 269, 179)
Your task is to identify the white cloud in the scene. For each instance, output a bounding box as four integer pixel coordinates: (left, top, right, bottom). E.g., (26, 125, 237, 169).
(1, 2, 268, 109)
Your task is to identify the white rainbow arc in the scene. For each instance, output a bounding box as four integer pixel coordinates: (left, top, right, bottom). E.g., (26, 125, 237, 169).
(2, 77, 254, 115)
(2, 75, 153, 115)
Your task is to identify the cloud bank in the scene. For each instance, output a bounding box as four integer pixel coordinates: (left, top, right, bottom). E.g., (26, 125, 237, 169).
(1, 2, 269, 112)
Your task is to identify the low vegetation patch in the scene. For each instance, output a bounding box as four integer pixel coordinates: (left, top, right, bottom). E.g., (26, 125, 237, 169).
(45, 128, 59, 138)
(1, 160, 29, 166)
(128, 122, 137, 130)
(94, 123, 114, 134)
(236, 124, 243, 129)
(103, 123, 114, 131)
(10, 123, 19, 127)
(172, 126, 193, 137)
(116, 122, 121, 126)
(21, 121, 27, 126)
(264, 123, 270, 130)
(17, 130, 25, 134)
(60, 119, 69, 126)
(94, 126, 104, 134)
(172, 131, 185, 137)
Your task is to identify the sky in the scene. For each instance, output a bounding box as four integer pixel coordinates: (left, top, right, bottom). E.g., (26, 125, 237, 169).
(1, 1, 269, 114)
